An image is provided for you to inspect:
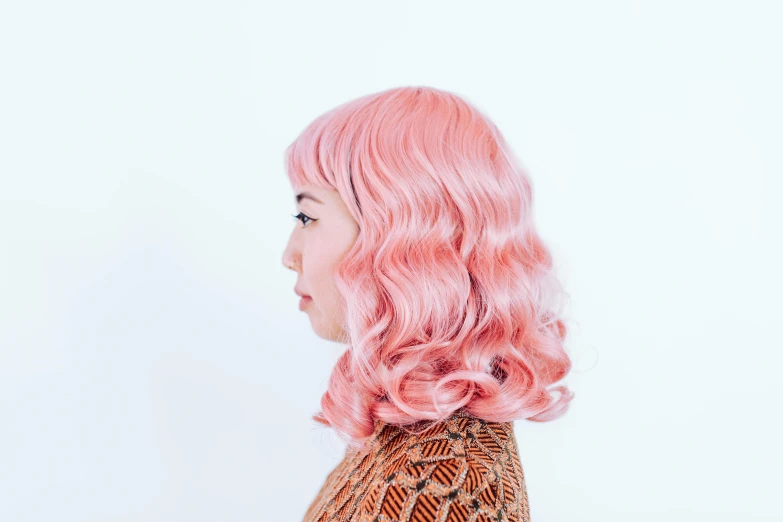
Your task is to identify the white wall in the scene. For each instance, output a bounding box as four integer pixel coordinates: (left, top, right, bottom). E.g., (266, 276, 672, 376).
(1, 1, 780, 521)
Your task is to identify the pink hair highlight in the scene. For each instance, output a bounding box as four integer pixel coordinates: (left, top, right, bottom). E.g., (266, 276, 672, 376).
(285, 86, 574, 451)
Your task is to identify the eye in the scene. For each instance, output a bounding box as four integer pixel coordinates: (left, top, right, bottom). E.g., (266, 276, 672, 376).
(291, 212, 317, 228)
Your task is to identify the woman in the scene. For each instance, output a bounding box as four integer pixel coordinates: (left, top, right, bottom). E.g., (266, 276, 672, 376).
(282, 86, 574, 522)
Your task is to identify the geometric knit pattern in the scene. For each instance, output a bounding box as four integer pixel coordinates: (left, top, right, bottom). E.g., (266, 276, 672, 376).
(302, 408, 530, 522)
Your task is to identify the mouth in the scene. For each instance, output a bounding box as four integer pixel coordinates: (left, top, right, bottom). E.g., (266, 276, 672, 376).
(298, 295, 312, 310)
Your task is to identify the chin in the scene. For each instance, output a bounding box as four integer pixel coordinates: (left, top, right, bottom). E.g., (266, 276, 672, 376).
(311, 321, 346, 344)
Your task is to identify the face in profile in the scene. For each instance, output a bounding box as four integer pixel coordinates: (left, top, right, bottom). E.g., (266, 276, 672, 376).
(282, 184, 360, 342)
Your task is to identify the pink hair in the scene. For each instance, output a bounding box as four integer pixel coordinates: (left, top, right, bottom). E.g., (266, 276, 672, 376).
(285, 86, 574, 451)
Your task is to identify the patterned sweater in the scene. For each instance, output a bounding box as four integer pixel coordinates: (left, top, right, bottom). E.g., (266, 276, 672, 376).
(302, 409, 530, 522)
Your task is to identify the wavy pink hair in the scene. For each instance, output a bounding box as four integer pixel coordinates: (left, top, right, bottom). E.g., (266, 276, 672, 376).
(285, 86, 574, 450)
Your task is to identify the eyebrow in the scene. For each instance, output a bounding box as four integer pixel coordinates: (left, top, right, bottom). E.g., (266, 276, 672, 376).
(295, 191, 324, 205)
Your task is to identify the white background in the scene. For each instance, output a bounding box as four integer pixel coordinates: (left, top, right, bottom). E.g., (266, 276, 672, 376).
(1, 1, 781, 521)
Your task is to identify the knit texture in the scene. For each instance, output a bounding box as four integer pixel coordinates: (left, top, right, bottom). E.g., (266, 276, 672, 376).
(302, 409, 530, 522)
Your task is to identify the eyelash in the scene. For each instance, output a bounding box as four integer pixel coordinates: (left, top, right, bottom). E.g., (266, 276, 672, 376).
(291, 212, 317, 227)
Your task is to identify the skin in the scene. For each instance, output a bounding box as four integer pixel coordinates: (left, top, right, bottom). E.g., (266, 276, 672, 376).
(282, 184, 360, 343)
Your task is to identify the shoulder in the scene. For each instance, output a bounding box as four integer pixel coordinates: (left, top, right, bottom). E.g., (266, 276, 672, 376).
(354, 412, 529, 521)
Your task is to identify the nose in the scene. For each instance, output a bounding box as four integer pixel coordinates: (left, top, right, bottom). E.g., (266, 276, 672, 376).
(282, 250, 299, 271)
(283, 257, 300, 271)
(282, 236, 301, 272)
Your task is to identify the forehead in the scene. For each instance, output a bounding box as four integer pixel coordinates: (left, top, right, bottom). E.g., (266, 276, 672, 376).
(293, 184, 358, 226)
(294, 185, 331, 205)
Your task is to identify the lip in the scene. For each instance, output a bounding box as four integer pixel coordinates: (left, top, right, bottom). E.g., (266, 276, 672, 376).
(298, 295, 312, 310)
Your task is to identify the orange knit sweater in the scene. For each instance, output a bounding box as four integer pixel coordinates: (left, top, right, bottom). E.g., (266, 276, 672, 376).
(302, 409, 530, 522)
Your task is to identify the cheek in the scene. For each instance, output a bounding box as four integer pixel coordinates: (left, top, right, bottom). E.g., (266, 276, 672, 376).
(313, 263, 344, 309)
(303, 257, 329, 297)
(305, 229, 356, 305)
